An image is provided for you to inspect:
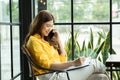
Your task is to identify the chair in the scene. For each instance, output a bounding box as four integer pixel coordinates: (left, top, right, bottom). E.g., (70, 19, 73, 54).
(21, 44, 71, 80)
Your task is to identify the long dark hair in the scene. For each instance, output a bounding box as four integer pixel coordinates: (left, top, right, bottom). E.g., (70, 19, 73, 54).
(24, 10, 55, 45)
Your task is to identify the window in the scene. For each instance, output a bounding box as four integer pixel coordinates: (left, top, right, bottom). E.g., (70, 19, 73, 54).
(45, 0, 120, 79)
(47, 0, 111, 60)
(0, 0, 20, 80)
(112, 0, 120, 22)
(112, 0, 120, 55)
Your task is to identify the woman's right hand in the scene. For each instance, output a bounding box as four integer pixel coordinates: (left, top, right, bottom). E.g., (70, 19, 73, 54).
(73, 56, 86, 66)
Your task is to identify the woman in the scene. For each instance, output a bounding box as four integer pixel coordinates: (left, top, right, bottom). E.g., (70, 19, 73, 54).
(24, 10, 110, 80)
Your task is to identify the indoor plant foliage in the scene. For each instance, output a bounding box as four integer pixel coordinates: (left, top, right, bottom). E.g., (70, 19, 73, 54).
(65, 28, 116, 64)
(65, 31, 81, 60)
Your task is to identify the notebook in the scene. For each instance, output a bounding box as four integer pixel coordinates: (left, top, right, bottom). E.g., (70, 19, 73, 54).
(65, 57, 91, 71)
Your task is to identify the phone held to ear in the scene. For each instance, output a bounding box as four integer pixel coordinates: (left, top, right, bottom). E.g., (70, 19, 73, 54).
(48, 30, 54, 39)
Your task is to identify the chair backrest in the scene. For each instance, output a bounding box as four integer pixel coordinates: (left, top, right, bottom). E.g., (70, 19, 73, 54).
(21, 44, 37, 79)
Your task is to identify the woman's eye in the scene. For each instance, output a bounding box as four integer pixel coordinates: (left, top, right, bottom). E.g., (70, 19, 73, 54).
(47, 25, 51, 27)
(46, 24, 53, 27)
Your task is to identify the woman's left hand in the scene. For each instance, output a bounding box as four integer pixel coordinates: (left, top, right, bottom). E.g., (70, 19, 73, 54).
(51, 29, 60, 42)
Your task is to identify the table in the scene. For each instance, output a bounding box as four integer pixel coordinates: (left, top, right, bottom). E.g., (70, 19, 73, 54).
(106, 54, 120, 80)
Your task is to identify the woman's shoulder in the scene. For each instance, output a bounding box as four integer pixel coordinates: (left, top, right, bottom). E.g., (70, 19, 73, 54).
(27, 34, 42, 47)
(29, 34, 41, 40)
(29, 34, 48, 44)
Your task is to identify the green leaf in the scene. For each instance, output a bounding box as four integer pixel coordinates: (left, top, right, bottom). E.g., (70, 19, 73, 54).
(101, 31, 110, 64)
(90, 28, 93, 49)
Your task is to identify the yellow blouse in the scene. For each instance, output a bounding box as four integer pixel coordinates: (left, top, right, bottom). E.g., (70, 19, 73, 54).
(26, 34, 67, 74)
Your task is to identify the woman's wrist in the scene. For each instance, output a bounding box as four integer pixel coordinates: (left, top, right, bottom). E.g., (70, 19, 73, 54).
(70, 60, 76, 66)
(72, 58, 82, 66)
(57, 39, 66, 55)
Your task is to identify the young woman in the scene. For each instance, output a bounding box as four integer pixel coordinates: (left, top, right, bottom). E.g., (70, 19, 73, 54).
(23, 10, 110, 80)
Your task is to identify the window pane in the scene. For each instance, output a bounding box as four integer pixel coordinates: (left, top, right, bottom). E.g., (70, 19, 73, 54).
(35, 0, 39, 16)
(12, 0, 19, 23)
(74, 0, 110, 22)
(112, 25, 120, 55)
(47, 0, 71, 23)
(73, 25, 110, 59)
(0, 0, 10, 22)
(0, 25, 11, 80)
(112, 0, 120, 22)
(74, 25, 109, 46)
(0, 25, 21, 79)
(12, 26, 20, 77)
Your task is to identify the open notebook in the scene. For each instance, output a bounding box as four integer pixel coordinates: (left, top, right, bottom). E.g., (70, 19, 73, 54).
(65, 58, 91, 71)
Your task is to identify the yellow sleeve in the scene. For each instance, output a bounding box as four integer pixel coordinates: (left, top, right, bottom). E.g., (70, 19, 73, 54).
(59, 55, 67, 62)
(26, 36, 52, 69)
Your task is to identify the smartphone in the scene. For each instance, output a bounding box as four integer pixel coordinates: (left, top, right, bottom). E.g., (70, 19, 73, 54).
(48, 30, 54, 39)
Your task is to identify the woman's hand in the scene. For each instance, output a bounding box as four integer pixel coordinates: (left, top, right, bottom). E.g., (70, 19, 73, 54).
(51, 29, 60, 43)
(73, 56, 86, 66)
(51, 29, 66, 56)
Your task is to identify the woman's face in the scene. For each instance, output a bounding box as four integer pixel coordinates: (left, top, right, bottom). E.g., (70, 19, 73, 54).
(40, 20, 54, 37)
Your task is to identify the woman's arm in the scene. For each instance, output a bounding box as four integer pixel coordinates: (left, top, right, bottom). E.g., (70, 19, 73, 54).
(51, 29, 86, 70)
(57, 38, 66, 56)
(52, 29, 66, 56)
(50, 61, 74, 70)
(50, 57, 85, 70)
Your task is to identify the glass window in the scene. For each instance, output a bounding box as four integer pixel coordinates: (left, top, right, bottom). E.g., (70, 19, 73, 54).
(74, 0, 110, 22)
(0, 0, 19, 22)
(47, 0, 111, 61)
(12, 0, 19, 23)
(12, 26, 20, 77)
(74, 25, 109, 46)
(0, 0, 10, 22)
(35, 0, 39, 16)
(0, 25, 20, 80)
(112, 0, 120, 22)
(47, 0, 71, 23)
(0, 25, 11, 80)
(112, 25, 120, 55)
(0, 0, 20, 79)
(73, 25, 110, 59)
